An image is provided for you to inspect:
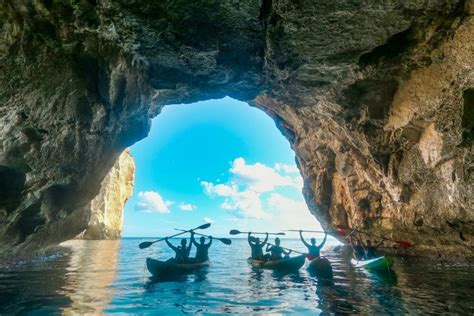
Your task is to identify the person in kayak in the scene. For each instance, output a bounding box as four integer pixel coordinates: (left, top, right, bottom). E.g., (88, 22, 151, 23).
(363, 239, 384, 260)
(299, 230, 327, 260)
(266, 237, 291, 260)
(165, 237, 192, 263)
(349, 234, 365, 260)
(248, 232, 268, 260)
(191, 231, 212, 263)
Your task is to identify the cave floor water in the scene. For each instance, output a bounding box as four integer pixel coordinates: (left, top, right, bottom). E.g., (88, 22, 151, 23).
(0, 238, 473, 315)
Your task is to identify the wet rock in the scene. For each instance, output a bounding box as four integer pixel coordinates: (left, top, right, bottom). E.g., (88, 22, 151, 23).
(76, 150, 135, 240)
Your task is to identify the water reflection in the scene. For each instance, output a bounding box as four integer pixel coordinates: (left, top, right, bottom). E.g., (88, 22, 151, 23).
(60, 240, 120, 314)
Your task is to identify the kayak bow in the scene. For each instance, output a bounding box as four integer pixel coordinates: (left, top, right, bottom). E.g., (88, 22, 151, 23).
(247, 255, 305, 272)
(146, 258, 210, 277)
(351, 256, 394, 271)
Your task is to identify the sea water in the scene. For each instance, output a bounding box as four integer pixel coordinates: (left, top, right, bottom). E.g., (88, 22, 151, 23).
(0, 238, 473, 314)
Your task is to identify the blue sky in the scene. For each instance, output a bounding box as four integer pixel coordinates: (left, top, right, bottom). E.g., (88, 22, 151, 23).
(122, 97, 325, 238)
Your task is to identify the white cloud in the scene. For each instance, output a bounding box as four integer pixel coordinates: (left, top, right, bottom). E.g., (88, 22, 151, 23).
(293, 175, 304, 190)
(179, 203, 196, 211)
(200, 158, 307, 221)
(230, 157, 295, 192)
(135, 191, 173, 213)
(203, 217, 214, 224)
(201, 181, 271, 219)
(267, 193, 322, 231)
(201, 181, 237, 196)
(275, 163, 299, 174)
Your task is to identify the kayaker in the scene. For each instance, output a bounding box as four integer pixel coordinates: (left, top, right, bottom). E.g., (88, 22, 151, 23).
(248, 232, 268, 260)
(363, 239, 384, 260)
(299, 230, 327, 260)
(265, 237, 291, 260)
(349, 235, 365, 260)
(191, 231, 212, 263)
(165, 237, 192, 263)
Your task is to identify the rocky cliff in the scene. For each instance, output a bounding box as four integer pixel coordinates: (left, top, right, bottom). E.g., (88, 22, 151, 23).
(77, 150, 134, 240)
(0, 0, 472, 258)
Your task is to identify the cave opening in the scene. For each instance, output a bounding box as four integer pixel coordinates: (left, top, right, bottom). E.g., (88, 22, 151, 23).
(121, 97, 326, 239)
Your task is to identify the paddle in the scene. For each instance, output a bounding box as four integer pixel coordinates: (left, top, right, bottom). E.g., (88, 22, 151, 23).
(138, 223, 211, 249)
(248, 236, 306, 255)
(267, 243, 306, 255)
(229, 229, 285, 236)
(336, 224, 414, 249)
(174, 229, 232, 245)
(285, 229, 327, 234)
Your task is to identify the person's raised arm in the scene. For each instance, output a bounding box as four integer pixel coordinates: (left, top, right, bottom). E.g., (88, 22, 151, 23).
(299, 230, 310, 247)
(191, 232, 199, 247)
(165, 238, 177, 252)
(262, 233, 269, 246)
(248, 232, 254, 245)
(318, 232, 328, 248)
(186, 240, 192, 256)
(207, 236, 213, 247)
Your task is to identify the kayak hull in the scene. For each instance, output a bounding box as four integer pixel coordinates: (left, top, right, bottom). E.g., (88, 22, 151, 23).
(146, 257, 210, 277)
(247, 255, 305, 272)
(307, 257, 333, 279)
(351, 256, 393, 271)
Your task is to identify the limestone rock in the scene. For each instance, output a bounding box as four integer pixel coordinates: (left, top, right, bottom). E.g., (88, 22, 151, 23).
(77, 150, 134, 240)
(0, 0, 472, 259)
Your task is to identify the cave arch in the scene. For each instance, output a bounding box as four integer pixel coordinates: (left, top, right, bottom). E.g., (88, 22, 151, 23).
(1, 1, 473, 258)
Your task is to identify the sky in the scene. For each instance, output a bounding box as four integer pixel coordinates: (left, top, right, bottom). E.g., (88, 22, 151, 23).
(122, 97, 328, 240)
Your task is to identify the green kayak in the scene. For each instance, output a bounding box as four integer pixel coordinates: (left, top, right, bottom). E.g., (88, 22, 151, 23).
(351, 256, 393, 271)
(248, 255, 306, 272)
(146, 257, 210, 277)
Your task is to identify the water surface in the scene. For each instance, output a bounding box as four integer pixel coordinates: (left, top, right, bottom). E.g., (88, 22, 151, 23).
(0, 238, 473, 314)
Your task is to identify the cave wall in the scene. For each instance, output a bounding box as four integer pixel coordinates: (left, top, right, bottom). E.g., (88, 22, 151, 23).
(0, 0, 472, 258)
(76, 149, 134, 240)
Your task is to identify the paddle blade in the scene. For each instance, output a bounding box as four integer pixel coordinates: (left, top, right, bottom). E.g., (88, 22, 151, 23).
(395, 240, 414, 249)
(336, 224, 349, 231)
(335, 228, 348, 237)
(198, 223, 211, 230)
(229, 229, 241, 235)
(219, 238, 232, 245)
(139, 241, 153, 249)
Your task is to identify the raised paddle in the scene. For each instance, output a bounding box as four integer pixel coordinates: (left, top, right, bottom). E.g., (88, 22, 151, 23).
(285, 229, 327, 234)
(138, 223, 211, 249)
(336, 224, 414, 249)
(174, 229, 232, 245)
(229, 229, 285, 236)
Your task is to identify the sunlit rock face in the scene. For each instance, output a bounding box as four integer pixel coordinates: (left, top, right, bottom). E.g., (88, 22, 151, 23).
(77, 150, 134, 240)
(0, 1, 472, 258)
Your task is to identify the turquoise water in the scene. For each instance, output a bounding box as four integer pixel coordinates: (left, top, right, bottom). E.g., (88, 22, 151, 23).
(0, 238, 473, 314)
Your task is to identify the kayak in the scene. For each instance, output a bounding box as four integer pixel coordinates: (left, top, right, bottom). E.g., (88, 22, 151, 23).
(351, 256, 394, 271)
(247, 255, 305, 271)
(307, 257, 333, 279)
(146, 257, 210, 277)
